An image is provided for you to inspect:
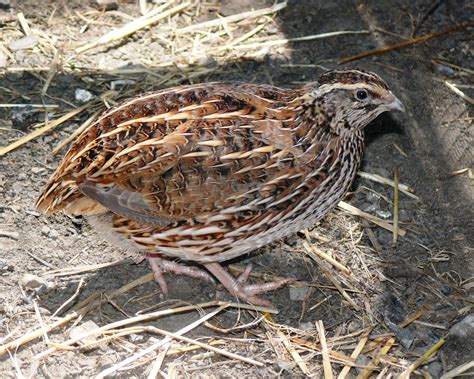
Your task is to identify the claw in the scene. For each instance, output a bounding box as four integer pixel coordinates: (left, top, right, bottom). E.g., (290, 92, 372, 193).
(204, 262, 293, 306)
(145, 254, 214, 295)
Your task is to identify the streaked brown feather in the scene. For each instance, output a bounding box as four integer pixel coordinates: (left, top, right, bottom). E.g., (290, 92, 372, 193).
(37, 70, 401, 267)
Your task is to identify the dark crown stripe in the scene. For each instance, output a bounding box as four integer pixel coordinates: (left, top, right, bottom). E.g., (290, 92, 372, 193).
(318, 69, 389, 90)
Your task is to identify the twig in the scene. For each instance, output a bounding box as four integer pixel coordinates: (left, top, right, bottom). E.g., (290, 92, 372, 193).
(399, 307, 426, 328)
(26, 251, 56, 269)
(337, 334, 369, 379)
(357, 171, 418, 200)
(17, 12, 32, 35)
(339, 22, 474, 64)
(228, 31, 370, 50)
(52, 278, 85, 317)
(303, 231, 351, 274)
(0, 311, 80, 356)
(356, 337, 395, 379)
(95, 304, 230, 377)
(440, 360, 474, 379)
(392, 167, 399, 244)
(316, 320, 334, 379)
(399, 338, 446, 378)
(445, 81, 474, 105)
(41, 259, 126, 277)
(412, 0, 444, 36)
(0, 103, 92, 157)
(76, 2, 192, 53)
(277, 330, 310, 374)
(214, 23, 267, 51)
(303, 242, 360, 310)
(337, 201, 406, 237)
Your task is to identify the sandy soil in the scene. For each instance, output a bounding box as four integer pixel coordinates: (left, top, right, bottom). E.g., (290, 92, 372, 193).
(0, 0, 472, 377)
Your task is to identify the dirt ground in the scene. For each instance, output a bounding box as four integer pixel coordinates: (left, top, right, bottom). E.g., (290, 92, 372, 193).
(0, 0, 473, 378)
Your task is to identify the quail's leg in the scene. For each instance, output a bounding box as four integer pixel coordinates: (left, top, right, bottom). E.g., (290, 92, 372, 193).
(145, 254, 214, 295)
(204, 262, 293, 306)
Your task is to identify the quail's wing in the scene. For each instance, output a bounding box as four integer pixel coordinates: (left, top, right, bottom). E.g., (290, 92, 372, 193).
(37, 83, 307, 224)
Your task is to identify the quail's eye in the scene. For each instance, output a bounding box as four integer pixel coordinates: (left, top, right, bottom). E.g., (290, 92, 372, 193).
(355, 89, 369, 101)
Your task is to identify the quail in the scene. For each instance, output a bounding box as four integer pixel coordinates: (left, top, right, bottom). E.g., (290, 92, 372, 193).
(36, 69, 404, 305)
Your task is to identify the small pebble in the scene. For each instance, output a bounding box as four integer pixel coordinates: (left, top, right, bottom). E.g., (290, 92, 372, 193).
(0, 261, 14, 273)
(11, 181, 23, 194)
(75, 88, 94, 103)
(355, 355, 370, 374)
(376, 210, 392, 219)
(426, 361, 442, 378)
(20, 273, 49, 289)
(11, 105, 38, 131)
(449, 314, 474, 340)
(96, 0, 118, 11)
(41, 225, 51, 236)
(298, 322, 313, 330)
(128, 333, 145, 343)
(8, 34, 39, 50)
(361, 203, 379, 213)
(195, 54, 217, 67)
(48, 229, 60, 240)
(79, 358, 97, 367)
(289, 286, 310, 301)
(434, 63, 455, 77)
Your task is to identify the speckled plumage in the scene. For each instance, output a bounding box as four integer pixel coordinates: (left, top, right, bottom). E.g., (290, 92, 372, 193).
(36, 69, 404, 304)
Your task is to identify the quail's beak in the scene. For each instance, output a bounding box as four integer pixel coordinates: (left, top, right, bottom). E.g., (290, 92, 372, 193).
(384, 91, 405, 112)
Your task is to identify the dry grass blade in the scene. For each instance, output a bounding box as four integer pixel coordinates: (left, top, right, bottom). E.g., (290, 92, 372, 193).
(357, 171, 419, 200)
(356, 337, 395, 379)
(176, 2, 287, 33)
(214, 23, 267, 51)
(440, 360, 474, 379)
(337, 201, 406, 237)
(277, 330, 310, 374)
(0, 312, 80, 356)
(445, 81, 474, 105)
(0, 103, 92, 157)
(95, 304, 230, 377)
(316, 320, 334, 379)
(228, 30, 370, 50)
(302, 241, 360, 310)
(41, 260, 126, 277)
(399, 338, 446, 378)
(35, 301, 222, 361)
(76, 2, 192, 53)
(145, 325, 263, 366)
(17, 11, 31, 35)
(337, 335, 369, 379)
(303, 231, 351, 274)
(392, 167, 399, 244)
(52, 278, 85, 317)
(399, 307, 426, 328)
